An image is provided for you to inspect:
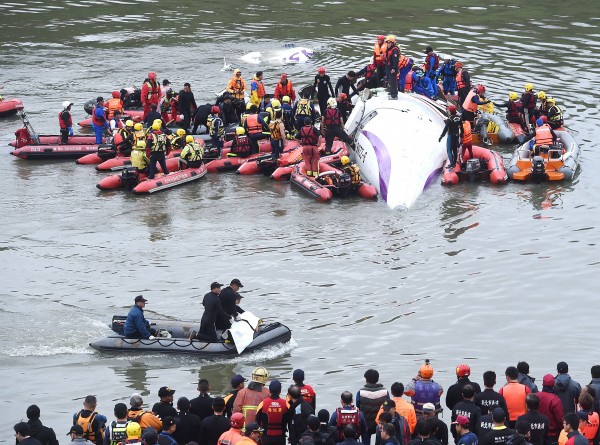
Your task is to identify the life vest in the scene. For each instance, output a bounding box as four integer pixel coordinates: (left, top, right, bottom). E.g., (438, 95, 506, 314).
(59, 110, 72, 129)
(127, 409, 162, 431)
(207, 115, 224, 137)
(261, 397, 288, 437)
(456, 70, 468, 89)
(405, 72, 414, 92)
(299, 385, 316, 408)
(478, 101, 494, 114)
(500, 382, 528, 421)
(107, 98, 123, 118)
(160, 97, 172, 113)
(521, 92, 536, 109)
(218, 428, 243, 445)
(235, 386, 269, 425)
(92, 106, 106, 126)
(246, 114, 262, 135)
(398, 55, 410, 70)
(228, 78, 246, 99)
(232, 135, 251, 156)
(462, 120, 472, 144)
(535, 125, 554, 146)
(181, 142, 203, 162)
(269, 119, 283, 140)
(277, 81, 293, 99)
(295, 99, 312, 117)
(133, 130, 146, 145)
(240, 112, 249, 126)
(582, 412, 600, 444)
(411, 380, 441, 414)
(145, 81, 160, 101)
(462, 89, 479, 113)
(323, 108, 341, 127)
(548, 105, 563, 123)
(385, 45, 399, 67)
(170, 135, 185, 150)
(131, 148, 149, 170)
(336, 406, 362, 440)
(109, 421, 130, 445)
(253, 79, 266, 98)
(507, 101, 523, 120)
(374, 41, 387, 66)
(149, 132, 168, 152)
(75, 410, 99, 443)
(299, 125, 319, 146)
(365, 64, 377, 79)
(424, 52, 440, 72)
(344, 164, 361, 185)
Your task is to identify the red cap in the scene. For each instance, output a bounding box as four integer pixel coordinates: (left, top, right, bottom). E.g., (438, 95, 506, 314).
(112, 91, 120, 98)
(543, 374, 555, 387)
(318, 67, 326, 74)
(211, 106, 220, 114)
(452, 415, 470, 427)
(148, 72, 157, 80)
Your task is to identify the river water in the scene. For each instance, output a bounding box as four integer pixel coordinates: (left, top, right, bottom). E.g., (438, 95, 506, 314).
(1, 0, 599, 439)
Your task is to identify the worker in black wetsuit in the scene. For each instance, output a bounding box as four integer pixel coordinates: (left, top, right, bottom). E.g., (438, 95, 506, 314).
(198, 282, 230, 342)
(216, 279, 245, 330)
(312, 67, 335, 118)
(438, 105, 462, 168)
(335, 71, 359, 99)
(192, 103, 213, 134)
(219, 93, 239, 126)
(178, 82, 197, 131)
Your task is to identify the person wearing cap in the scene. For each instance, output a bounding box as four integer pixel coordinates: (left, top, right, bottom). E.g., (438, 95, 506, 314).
(15, 422, 43, 445)
(216, 279, 246, 331)
(153, 387, 178, 419)
(127, 394, 163, 432)
(329, 391, 368, 444)
(287, 385, 315, 445)
(22, 405, 58, 445)
(124, 295, 156, 340)
(423, 46, 440, 83)
(67, 425, 94, 445)
(516, 394, 549, 445)
(405, 363, 444, 419)
(420, 404, 447, 445)
(250, 71, 267, 108)
(479, 408, 515, 445)
(475, 371, 509, 418)
(256, 381, 288, 445)
(92, 97, 110, 144)
(73, 395, 108, 445)
(199, 398, 230, 445)
(451, 416, 477, 445)
(356, 369, 389, 445)
(384, 36, 400, 99)
(292, 369, 316, 412)
(450, 385, 481, 443)
(103, 403, 129, 445)
(274, 74, 296, 103)
(312, 67, 335, 119)
(376, 400, 410, 445)
(446, 365, 481, 412)
(59, 101, 74, 144)
(555, 362, 582, 417)
(197, 282, 230, 342)
(500, 367, 531, 428)
(237, 423, 264, 445)
(157, 417, 178, 445)
(218, 413, 245, 445)
(536, 374, 564, 445)
(224, 375, 247, 418)
(173, 397, 202, 445)
(121, 422, 143, 445)
(190, 379, 215, 422)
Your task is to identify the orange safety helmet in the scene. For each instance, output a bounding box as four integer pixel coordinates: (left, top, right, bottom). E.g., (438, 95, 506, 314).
(112, 91, 120, 98)
(456, 364, 471, 378)
(420, 364, 434, 379)
(148, 71, 157, 80)
(318, 67, 326, 74)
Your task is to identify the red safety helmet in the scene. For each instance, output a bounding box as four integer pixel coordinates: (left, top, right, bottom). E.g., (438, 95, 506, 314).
(112, 91, 120, 98)
(476, 84, 486, 95)
(541, 115, 548, 123)
(148, 71, 157, 80)
(456, 364, 471, 378)
(318, 67, 326, 74)
(447, 104, 457, 114)
(339, 93, 348, 101)
(211, 105, 220, 114)
(377, 34, 385, 41)
(230, 413, 244, 428)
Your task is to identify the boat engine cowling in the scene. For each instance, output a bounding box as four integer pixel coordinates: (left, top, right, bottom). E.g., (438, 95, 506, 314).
(531, 155, 545, 182)
(121, 168, 140, 190)
(465, 158, 481, 182)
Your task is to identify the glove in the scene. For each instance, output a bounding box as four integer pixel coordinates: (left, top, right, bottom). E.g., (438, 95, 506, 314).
(148, 335, 156, 340)
(68, 126, 74, 136)
(234, 315, 241, 322)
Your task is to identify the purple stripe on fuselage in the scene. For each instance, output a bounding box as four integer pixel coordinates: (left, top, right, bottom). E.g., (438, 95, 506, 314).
(362, 130, 391, 201)
(423, 166, 443, 190)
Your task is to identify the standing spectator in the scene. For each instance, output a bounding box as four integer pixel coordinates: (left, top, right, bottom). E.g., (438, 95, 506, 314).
(199, 398, 230, 445)
(286, 385, 314, 445)
(499, 367, 530, 428)
(14, 422, 42, 445)
(357, 369, 389, 445)
(174, 397, 201, 445)
(23, 405, 58, 445)
(73, 395, 107, 445)
(554, 362, 582, 416)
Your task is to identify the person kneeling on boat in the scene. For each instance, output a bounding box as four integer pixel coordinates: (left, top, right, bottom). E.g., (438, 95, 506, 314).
(230, 127, 252, 158)
(299, 117, 322, 178)
(131, 141, 150, 174)
(146, 121, 170, 180)
(59, 101, 74, 144)
(439, 105, 462, 169)
(340, 155, 362, 187)
(524, 118, 557, 154)
(124, 295, 157, 339)
(178, 135, 203, 169)
(170, 128, 187, 151)
(322, 98, 354, 155)
(546, 97, 564, 130)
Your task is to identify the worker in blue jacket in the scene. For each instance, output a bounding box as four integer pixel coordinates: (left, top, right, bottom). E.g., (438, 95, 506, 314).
(124, 295, 156, 339)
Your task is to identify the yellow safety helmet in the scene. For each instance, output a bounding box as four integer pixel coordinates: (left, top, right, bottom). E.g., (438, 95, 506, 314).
(327, 97, 337, 108)
(176, 128, 186, 137)
(509, 91, 518, 101)
(282, 95, 291, 103)
(152, 121, 162, 131)
(537, 91, 546, 100)
(386, 35, 396, 44)
(136, 140, 146, 149)
(271, 99, 281, 108)
(126, 422, 141, 438)
(236, 126, 245, 135)
(524, 83, 534, 92)
(134, 123, 143, 131)
(185, 135, 194, 143)
(246, 102, 253, 111)
(340, 155, 350, 165)
(546, 97, 556, 104)
(251, 367, 269, 384)
(234, 68, 241, 75)
(125, 120, 134, 128)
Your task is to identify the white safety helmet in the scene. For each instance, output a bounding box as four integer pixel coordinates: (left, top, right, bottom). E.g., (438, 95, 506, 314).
(62, 101, 73, 109)
(327, 98, 337, 108)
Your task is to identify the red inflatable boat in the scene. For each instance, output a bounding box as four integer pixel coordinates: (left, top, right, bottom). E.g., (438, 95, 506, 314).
(10, 127, 110, 148)
(0, 98, 24, 117)
(270, 141, 349, 181)
(96, 157, 183, 190)
(11, 144, 101, 160)
(441, 145, 508, 185)
(96, 149, 183, 171)
(236, 141, 302, 175)
(78, 109, 144, 128)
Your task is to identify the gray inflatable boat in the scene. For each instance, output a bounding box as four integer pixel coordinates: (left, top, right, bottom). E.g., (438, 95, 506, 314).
(89, 316, 292, 357)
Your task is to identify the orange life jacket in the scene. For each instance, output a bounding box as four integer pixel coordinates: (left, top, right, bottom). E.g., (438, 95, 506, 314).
(276, 81, 293, 99)
(227, 78, 246, 99)
(91, 106, 106, 126)
(461, 121, 472, 144)
(374, 42, 387, 66)
(107, 98, 123, 119)
(75, 411, 99, 443)
(456, 70, 467, 89)
(582, 412, 600, 444)
(254, 79, 266, 98)
(398, 55, 410, 70)
(246, 114, 262, 135)
(218, 428, 243, 445)
(405, 72, 413, 92)
(462, 89, 478, 113)
(535, 125, 554, 146)
(500, 382, 528, 421)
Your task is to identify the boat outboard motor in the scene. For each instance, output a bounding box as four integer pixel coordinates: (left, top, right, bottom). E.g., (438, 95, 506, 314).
(465, 158, 481, 183)
(121, 168, 140, 190)
(531, 156, 545, 182)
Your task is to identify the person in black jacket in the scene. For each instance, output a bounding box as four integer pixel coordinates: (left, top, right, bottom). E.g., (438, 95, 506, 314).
(216, 279, 245, 330)
(407, 419, 443, 445)
(480, 408, 514, 445)
(475, 371, 509, 418)
(287, 385, 315, 445)
(515, 395, 548, 445)
(178, 83, 197, 131)
(312, 67, 335, 118)
(199, 398, 230, 445)
(190, 380, 215, 422)
(153, 387, 178, 419)
(317, 410, 338, 445)
(173, 398, 201, 445)
(423, 404, 448, 445)
(219, 94, 239, 127)
(22, 406, 58, 445)
(198, 282, 230, 341)
(335, 72, 359, 99)
(14, 423, 42, 445)
(446, 366, 481, 411)
(450, 385, 482, 443)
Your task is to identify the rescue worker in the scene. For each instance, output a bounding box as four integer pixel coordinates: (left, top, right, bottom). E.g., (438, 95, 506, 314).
(127, 394, 162, 432)
(144, 104, 162, 129)
(337, 93, 353, 122)
(59, 101, 74, 144)
(153, 388, 177, 420)
(499, 366, 530, 428)
(495, 92, 525, 126)
(404, 67, 416, 93)
(216, 278, 245, 331)
(229, 127, 252, 158)
(462, 84, 491, 123)
(130, 140, 150, 175)
(73, 396, 107, 445)
(227, 69, 247, 101)
(120, 422, 142, 445)
(236, 423, 264, 445)
(438, 105, 462, 169)
(146, 120, 170, 179)
(141, 72, 160, 120)
(281, 96, 295, 133)
(322, 98, 354, 155)
(437, 59, 457, 95)
(178, 83, 197, 130)
(293, 370, 317, 412)
(461, 120, 473, 161)
(524, 118, 558, 154)
(356, 369, 389, 445)
(446, 365, 482, 412)
(178, 135, 203, 169)
(450, 385, 482, 443)
(536, 91, 549, 117)
(340, 156, 361, 188)
(114, 120, 134, 156)
(424, 46, 440, 83)
(373, 35, 387, 83)
(92, 97, 109, 144)
(198, 282, 230, 342)
(405, 361, 444, 419)
(293, 93, 317, 132)
(109, 110, 124, 135)
(474, 100, 495, 147)
(577, 396, 598, 445)
(455, 62, 471, 106)
(160, 79, 171, 97)
(107, 91, 124, 120)
(103, 403, 129, 445)
(218, 413, 245, 445)
(268, 99, 282, 121)
(133, 123, 146, 146)
(225, 376, 247, 418)
(256, 381, 288, 445)
(312, 67, 335, 118)
(207, 106, 224, 156)
(378, 383, 417, 436)
(521, 83, 537, 128)
(397, 55, 413, 92)
(269, 108, 287, 160)
(244, 105, 270, 154)
(170, 128, 187, 151)
(546, 98, 564, 129)
(274, 74, 296, 102)
(159, 89, 176, 124)
(240, 102, 252, 127)
(220, 93, 239, 126)
(413, 70, 436, 99)
(385, 35, 400, 99)
(299, 116, 321, 178)
(335, 71, 359, 99)
(356, 62, 379, 90)
(250, 71, 266, 108)
(329, 391, 368, 443)
(233, 367, 270, 425)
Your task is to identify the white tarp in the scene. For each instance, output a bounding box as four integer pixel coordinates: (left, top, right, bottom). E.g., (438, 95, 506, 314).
(223, 311, 262, 354)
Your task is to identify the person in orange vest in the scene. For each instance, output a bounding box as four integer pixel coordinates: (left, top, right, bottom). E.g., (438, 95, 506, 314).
(524, 118, 557, 153)
(499, 367, 531, 428)
(256, 381, 288, 445)
(424, 46, 440, 83)
(398, 56, 414, 92)
(461, 84, 491, 123)
(461, 120, 473, 161)
(227, 69, 247, 101)
(373, 35, 387, 83)
(455, 62, 471, 105)
(141, 72, 160, 120)
(218, 413, 245, 445)
(274, 74, 296, 103)
(72, 395, 107, 445)
(251, 71, 266, 108)
(106, 91, 123, 119)
(127, 394, 162, 433)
